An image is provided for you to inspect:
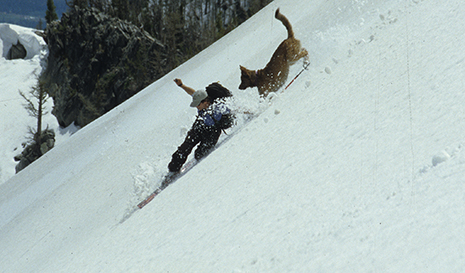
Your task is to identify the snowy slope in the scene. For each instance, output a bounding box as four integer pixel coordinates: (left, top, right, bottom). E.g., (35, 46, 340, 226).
(0, 23, 76, 184)
(2, 0, 465, 272)
(0, 24, 48, 184)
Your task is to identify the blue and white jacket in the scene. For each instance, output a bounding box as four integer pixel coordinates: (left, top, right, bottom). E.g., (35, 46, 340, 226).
(198, 102, 231, 127)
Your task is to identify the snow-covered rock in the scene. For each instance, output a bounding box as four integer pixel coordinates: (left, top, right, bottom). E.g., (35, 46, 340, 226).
(0, 23, 54, 185)
(0, 23, 44, 60)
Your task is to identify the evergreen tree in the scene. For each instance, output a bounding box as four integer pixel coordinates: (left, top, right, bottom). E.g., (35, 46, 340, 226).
(16, 80, 55, 173)
(66, 0, 89, 9)
(19, 79, 50, 152)
(36, 18, 44, 30)
(45, 0, 59, 24)
(111, 0, 130, 21)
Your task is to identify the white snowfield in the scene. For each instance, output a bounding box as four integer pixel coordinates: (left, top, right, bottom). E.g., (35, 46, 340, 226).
(0, 23, 61, 185)
(1, 0, 465, 272)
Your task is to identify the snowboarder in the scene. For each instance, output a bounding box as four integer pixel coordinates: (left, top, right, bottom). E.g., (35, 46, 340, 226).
(167, 78, 234, 177)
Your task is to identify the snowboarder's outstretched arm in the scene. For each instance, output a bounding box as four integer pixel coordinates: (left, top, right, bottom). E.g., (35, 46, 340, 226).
(174, 78, 195, 96)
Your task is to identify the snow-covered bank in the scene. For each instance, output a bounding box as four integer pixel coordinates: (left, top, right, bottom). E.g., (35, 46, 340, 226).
(0, 23, 43, 59)
(0, 24, 49, 184)
(1, 0, 465, 272)
(0, 23, 77, 184)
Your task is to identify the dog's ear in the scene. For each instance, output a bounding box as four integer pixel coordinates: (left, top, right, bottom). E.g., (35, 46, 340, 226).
(239, 66, 251, 90)
(239, 66, 250, 78)
(240, 65, 251, 76)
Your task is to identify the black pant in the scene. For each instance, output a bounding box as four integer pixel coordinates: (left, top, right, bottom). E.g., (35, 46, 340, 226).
(168, 121, 221, 172)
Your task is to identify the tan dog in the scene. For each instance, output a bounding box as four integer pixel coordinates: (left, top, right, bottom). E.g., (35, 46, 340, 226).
(239, 8, 309, 96)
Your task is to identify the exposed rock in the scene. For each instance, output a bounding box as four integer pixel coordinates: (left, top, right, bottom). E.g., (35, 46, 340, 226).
(42, 6, 168, 127)
(15, 129, 56, 173)
(7, 41, 27, 60)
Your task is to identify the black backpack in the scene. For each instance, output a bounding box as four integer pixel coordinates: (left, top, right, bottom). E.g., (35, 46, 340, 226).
(205, 82, 232, 102)
(216, 112, 235, 130)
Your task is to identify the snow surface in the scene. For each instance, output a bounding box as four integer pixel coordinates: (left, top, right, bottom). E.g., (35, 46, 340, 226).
(0, 23, 76, 185)
(1, 0, 465, 271)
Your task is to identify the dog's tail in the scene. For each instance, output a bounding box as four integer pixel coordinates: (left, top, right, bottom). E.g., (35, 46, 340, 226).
(275, 8, 294, 39)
